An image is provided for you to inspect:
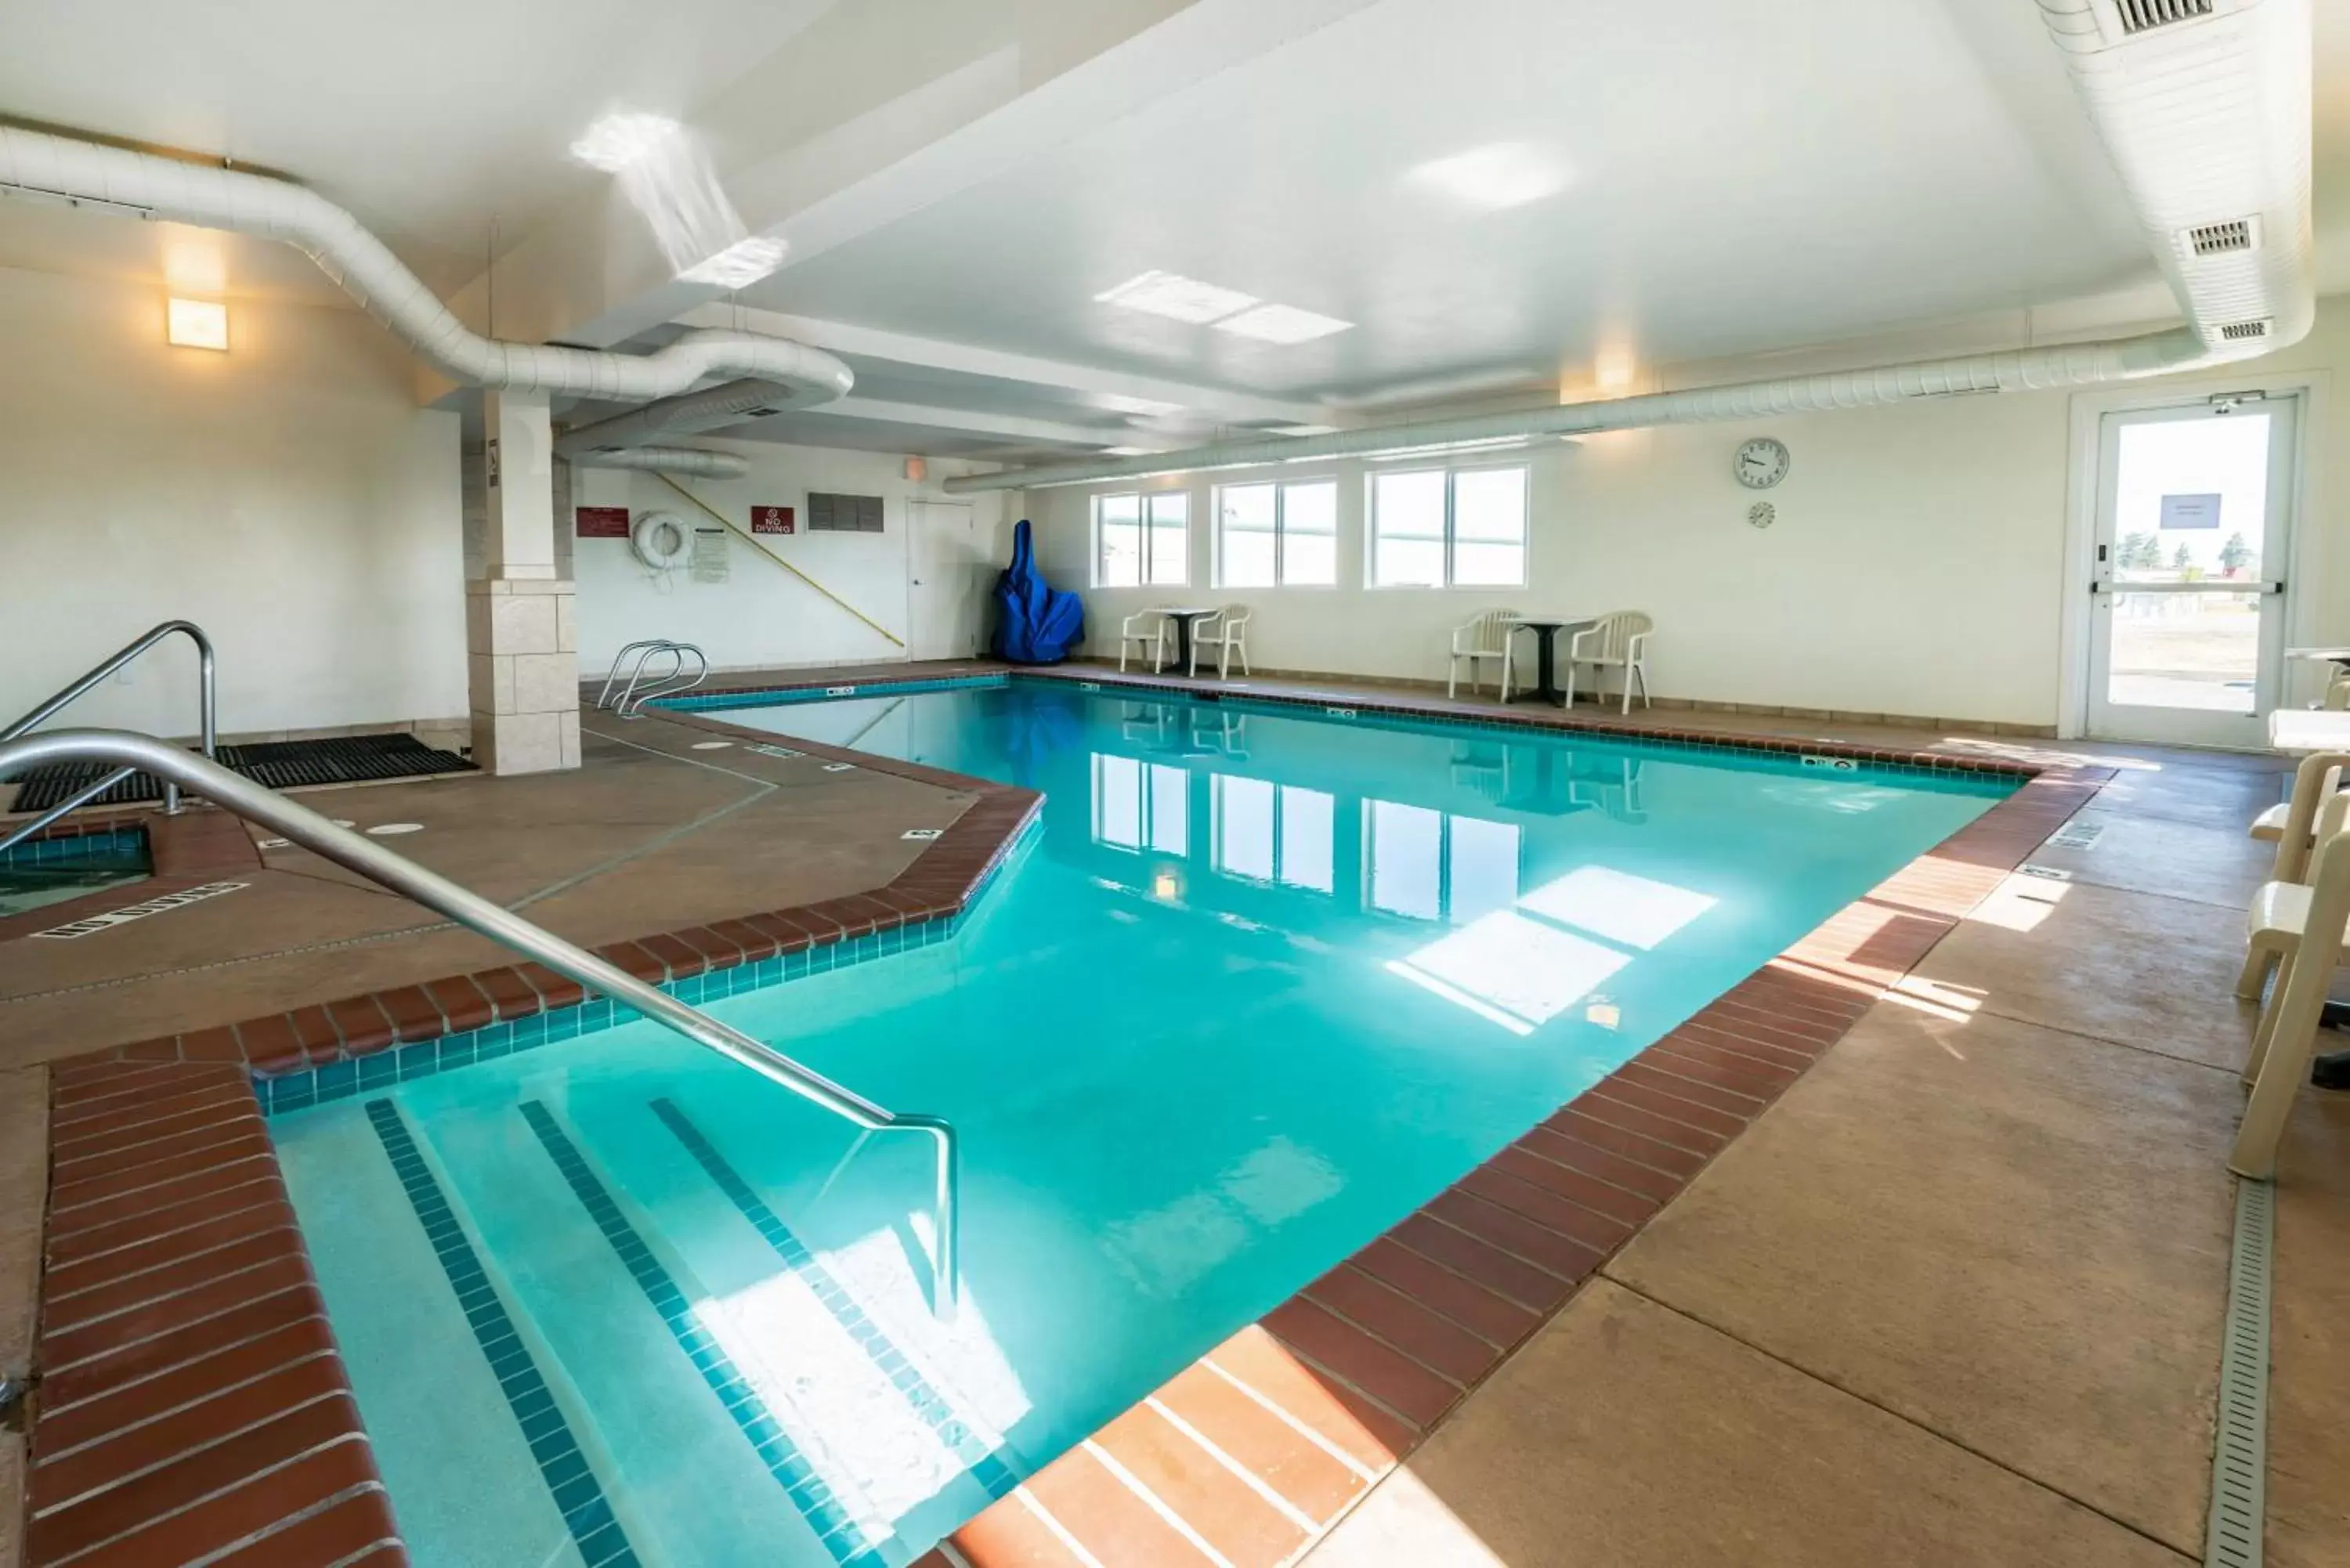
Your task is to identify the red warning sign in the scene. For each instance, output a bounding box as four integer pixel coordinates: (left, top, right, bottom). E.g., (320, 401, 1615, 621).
(575, 506, 631, 539)
(751, 505, 795, 535)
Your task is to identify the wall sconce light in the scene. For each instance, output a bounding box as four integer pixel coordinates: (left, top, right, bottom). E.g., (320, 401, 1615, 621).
(166, 297, 229, 351)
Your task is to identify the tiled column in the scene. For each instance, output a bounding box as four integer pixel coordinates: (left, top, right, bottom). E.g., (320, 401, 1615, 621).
(467, 390, 580, 775)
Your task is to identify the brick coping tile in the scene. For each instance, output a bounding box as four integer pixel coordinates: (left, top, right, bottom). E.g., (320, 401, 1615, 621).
(21, 677, 2109, 1567)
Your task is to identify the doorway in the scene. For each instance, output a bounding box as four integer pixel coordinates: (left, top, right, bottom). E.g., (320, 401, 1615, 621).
(2084, 392, 2299, 746)
(907, 500, 986, 659)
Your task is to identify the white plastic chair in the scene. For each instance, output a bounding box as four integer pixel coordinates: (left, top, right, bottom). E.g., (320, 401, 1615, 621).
(1191, 605, 1253, 679)
(1448, 609, 1520, 700)
(1565, 612, 1654, 714)
(1119, 612, 1170, 674)
(2233, 815, 2350, 1177)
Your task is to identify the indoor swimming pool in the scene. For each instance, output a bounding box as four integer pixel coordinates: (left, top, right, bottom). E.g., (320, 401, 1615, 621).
(269, 681, 2008, 1567)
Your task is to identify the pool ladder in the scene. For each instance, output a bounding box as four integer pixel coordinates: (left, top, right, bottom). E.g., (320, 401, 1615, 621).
(0, 727, 961, 1317)
(598, 640, 710, 719)
(0, 620, 219, 855)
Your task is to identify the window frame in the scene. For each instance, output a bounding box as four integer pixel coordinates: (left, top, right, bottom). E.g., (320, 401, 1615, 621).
(1365, 460, 1531, 590)
(1213, 475, 1342, 590)
(1092, 489, 1191, 588)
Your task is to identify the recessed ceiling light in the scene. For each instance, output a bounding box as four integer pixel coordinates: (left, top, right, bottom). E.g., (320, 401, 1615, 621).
(1213, 303, 1354, 345)
(678, 235, 787, 288)
(1408, 143, 1569, 212)
(1095, 270, 1260, 324)
(571, 112, 684, 172)
(165, 297, 228, 351)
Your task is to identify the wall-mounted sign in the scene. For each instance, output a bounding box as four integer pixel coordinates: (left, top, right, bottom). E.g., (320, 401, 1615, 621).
(751, 504, 794, 535)
(2160, 492, 2222, 529)
(691, 526, 730, 583)
(575, 505, 631, 539)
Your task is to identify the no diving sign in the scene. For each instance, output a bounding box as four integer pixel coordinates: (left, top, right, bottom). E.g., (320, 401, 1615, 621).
(752, 505, 794, 535)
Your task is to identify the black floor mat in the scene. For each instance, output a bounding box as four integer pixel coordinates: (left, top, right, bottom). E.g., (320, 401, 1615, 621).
(8, 732, 476, 812)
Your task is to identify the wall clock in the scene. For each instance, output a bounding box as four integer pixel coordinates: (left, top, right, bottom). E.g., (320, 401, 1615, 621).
(1734, 437, 1790, 490)
(1748, 501, 1776, 529)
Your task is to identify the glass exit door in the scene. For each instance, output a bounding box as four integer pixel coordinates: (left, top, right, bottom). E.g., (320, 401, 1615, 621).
(2086, 394, 2298, 747)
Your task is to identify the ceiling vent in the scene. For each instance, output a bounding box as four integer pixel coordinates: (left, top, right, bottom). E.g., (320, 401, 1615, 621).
(2218, 319, 2272, 342)
(2184, 217, 2261, 256)
(2114, 0, 2215, 33)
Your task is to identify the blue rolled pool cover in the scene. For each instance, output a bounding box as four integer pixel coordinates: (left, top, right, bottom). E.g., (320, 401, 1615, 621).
(992, 518, 1084, 663)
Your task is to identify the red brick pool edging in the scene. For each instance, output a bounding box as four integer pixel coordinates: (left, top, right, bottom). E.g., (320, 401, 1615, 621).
(18, 678, 2106, 1568)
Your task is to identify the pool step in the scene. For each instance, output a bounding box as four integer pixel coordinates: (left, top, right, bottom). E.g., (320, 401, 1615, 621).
(408, 1094, 873, 1567)
(403, 1085, 1026, 1566)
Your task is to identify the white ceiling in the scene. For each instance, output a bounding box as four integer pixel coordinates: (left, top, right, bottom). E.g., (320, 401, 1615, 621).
(741, 0, 2158, 399)
(2, 0, 2346, 457)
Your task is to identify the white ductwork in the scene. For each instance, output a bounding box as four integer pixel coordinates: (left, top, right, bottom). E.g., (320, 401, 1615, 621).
(553, 375, 833, 462)
(0, 123, 853, 424)
(569, 446, 749, 479)
(948, 0, 2312, 495)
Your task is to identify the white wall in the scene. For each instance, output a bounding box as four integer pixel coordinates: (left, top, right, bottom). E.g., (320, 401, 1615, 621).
(1031, 301, 2350, 728)
(571, 443, 1011, 677)
(0, 264, 465, 739)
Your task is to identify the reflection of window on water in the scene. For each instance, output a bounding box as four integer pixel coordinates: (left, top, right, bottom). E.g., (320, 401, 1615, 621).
(1211, 775, 1335, 893)
(1091, 753, 1188, 854)
(1364, 802, 1521, 921)
(1386, 863, 1717, 1035)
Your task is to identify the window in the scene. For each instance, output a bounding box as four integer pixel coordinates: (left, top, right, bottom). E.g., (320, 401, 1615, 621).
(1217, 480, 1338, 587)
(1369, 465, 1528, 587)
(1095, 491, 1189, 587)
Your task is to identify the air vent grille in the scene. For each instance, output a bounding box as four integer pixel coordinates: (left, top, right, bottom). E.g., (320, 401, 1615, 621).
(2218, 320, 2272, 342)
(2185, 218, 2258, 256)
(2115, 0, 2214, 32)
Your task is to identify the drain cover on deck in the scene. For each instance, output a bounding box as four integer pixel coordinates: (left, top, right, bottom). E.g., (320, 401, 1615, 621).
(8, 733, 475, 812)
(2047, 822, 2105, 850)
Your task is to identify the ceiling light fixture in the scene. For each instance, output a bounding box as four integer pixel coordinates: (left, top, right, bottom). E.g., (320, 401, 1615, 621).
(1213, 303, 1353, 345)
(570, 112, 685, 172)
(1408, 143, 1569, 212)
(678, 235, 788, 289)
(1094, 270, 1260, 324)
(165, 297, 229, 351)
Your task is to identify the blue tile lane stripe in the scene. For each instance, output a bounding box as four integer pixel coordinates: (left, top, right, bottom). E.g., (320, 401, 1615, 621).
(362, 1099, 642, 1568)
(516, 1101, 891, 1568)
(649, 1097, 1021, 1501)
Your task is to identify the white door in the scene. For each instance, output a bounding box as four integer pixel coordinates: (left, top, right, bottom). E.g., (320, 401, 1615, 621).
(907, 500, 986, 659)
(2086, 393, 2298, 747)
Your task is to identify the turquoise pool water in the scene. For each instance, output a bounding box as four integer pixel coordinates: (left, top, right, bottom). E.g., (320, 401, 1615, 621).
(273, 682, 2005, 1567)
(0, 828, 150, 919)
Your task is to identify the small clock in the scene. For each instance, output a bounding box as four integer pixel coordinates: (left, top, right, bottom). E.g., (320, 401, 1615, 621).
(1734, 437, 1790, 490)
(1748, 501, 1775, 530)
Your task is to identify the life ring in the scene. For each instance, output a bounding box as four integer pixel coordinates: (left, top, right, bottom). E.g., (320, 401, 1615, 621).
(631, 511, 690, 570)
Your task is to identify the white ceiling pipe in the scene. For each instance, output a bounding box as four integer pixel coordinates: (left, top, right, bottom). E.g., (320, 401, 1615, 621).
(949, 0, 2312, 496)
(569, 446, 749, 479)
(555, 377, 818, 459)
(0, 124, 854, 410)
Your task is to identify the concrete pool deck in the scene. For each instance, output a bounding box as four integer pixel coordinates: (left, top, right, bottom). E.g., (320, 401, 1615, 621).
(1, 660, 2341, 1567)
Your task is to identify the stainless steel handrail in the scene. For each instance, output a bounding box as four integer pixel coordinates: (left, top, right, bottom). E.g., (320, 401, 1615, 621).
(597, 640, 674, 710)
(617, 644, 709, 718)
(0, 621, 217, 854)
(0, 727, 960, 1316)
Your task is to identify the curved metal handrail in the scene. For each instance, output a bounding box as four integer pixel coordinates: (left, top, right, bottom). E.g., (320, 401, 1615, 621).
(618, 644, 709, 718)
(597, 640, 674, 710)
(0, 728, 960, 1316)
(1, 621, 218, 854)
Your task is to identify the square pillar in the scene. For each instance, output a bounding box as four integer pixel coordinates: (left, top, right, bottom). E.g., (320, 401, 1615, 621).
(468, 390, 580, 775)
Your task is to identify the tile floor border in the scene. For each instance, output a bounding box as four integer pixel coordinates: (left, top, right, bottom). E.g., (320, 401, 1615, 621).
(20, 676, 2104, 1568)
